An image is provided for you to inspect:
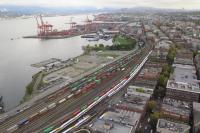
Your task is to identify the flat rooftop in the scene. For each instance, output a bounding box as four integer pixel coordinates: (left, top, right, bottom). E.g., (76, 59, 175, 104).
(161, 98, 191, 117)
(115, 92, 150, 111)
(127, 85, 154, 95)
(133, 80, 157, 89)
(91, 119, 132, 133)
(167, 64, 200, 93)
(91, 109, 141, 133)
(193, 102, 200, 125)
(163, 98, 190, 109)
(31, 58, 61, 68)
(137, 67, 162, 79)
(102, 110, 141, 126)
(157, 119, 190, 133)
(174, 58, 194, 65)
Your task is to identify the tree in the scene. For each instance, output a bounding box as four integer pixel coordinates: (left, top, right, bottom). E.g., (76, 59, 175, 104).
(135, 128, 143, 133)
(154, 87, 166, 99)
(158, 74, 168, 87)
(193, 50, 198, 58)
(167, 47, 176, 64)
(148, 100, 157, 112)
(99, 44, 104, 49)
(150, 112, 160, 129)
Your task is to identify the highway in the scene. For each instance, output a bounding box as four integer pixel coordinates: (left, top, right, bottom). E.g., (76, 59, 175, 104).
(0, 44, 151, 133)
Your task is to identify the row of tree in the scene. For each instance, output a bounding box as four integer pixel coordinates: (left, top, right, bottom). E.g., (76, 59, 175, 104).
(154, 47, 176, 99)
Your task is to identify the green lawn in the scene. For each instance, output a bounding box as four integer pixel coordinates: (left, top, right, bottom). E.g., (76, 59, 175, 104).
(114, 35, 136, 46)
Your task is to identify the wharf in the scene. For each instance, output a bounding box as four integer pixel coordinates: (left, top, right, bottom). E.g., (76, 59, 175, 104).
(0, 96, 4, 113)
(23, 33, 83, 39)
(31, 58, 61, 68)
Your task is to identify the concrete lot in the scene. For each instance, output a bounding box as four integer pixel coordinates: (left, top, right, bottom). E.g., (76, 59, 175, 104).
(43, 51, 128, 83)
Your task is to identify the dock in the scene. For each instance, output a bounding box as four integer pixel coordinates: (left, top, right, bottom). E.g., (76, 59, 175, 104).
(0, 96, 4, 113)
(31, 58, 61, 68)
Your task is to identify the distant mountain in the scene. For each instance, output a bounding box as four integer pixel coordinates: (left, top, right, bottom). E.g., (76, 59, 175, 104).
(119, 7, 199, 13)
(0, 5, 198, 18)
(0, 5, 119, 15)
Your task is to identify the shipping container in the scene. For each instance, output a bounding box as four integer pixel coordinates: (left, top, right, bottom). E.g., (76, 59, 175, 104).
(29, 113, 39, 121)
(81, 105, 88, 111)
(6, 125, 18, 133)
(67, 94, 74, 99)
(48, 103, 56, 109)
(43, 126, 55, 133)
(54, 127, 62, 132)
(95, 80, 101, 84)
(58, 98, 66, 104)
(72, 87, 79, 92)
(73, 109, 81, 116)
(48, 95, 55, 100)
(63, 88, 69, 93)
(39, 107, 48, 114)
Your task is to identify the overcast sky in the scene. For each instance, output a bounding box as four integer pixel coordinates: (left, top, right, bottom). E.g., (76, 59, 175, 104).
(0, 0, 199, 9)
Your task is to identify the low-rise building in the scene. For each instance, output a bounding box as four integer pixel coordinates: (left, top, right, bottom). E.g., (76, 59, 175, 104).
(136, 67, 162, 81)
(195, 54, 200, 78)
(127, 85, 154, 95)
(151, 48, 169, 60)
(156, 119, 190, 133)
(193, 102, 200, 133)
(91, 109, 141, 133)
(161, 98, 191, 123)
(166, 64, 200, 102)
(114, 90, 150, 114)
(155, 39, 172, 50)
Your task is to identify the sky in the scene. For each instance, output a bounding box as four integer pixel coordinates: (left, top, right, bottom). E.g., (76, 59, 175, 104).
(0, 0, 200, 9)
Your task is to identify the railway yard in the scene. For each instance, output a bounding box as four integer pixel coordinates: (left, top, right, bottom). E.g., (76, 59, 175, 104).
(0, 40, 152, 133)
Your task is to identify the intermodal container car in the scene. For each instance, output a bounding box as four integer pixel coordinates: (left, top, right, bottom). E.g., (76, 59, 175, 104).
(73, 109, 81, 116)
(58, 98, 66, 104)
(6, 125, 18, 133)
(29, 113, 39, 121)
(39, 107, 48, 114)
(48, 103, 56, 109)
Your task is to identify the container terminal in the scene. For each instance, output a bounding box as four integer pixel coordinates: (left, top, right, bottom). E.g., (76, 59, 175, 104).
(23, 15, 125, 39)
